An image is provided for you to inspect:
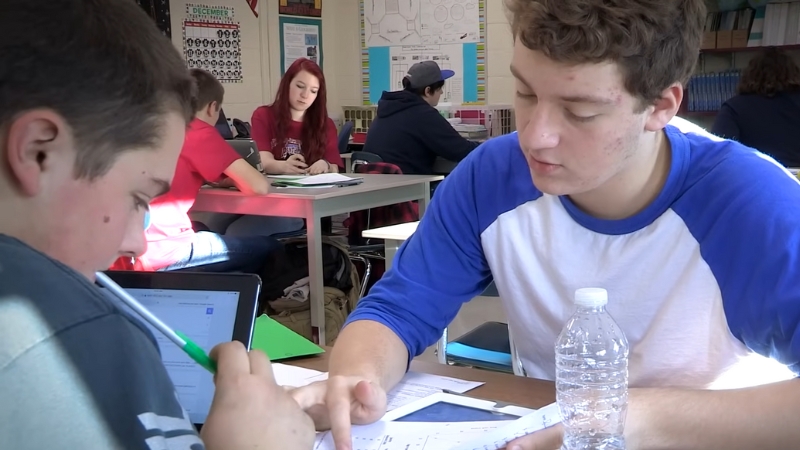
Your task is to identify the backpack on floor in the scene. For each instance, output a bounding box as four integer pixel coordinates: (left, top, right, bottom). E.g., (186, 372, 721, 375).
(260, 236, 361, 343)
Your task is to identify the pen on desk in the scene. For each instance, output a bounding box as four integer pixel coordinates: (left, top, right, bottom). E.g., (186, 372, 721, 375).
(94, 271, 217, 374)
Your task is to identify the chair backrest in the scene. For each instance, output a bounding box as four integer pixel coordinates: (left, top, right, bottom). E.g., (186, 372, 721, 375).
(343, 162, 418, 246)
(350, 151, 383, 170)
(337, 121, 354, 154)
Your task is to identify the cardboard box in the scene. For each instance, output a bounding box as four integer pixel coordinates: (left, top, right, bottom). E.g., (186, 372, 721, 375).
(716, 30, 733, 49)
(732, 29, 749, 48)
(701, 31, 717, 50)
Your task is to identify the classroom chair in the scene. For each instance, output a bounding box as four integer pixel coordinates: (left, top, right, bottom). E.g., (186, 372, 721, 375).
(350, 151, 383, 171)
(434, 282, 527, 376)
(338, 121, 354, 154)
(343, 161, 418, 296)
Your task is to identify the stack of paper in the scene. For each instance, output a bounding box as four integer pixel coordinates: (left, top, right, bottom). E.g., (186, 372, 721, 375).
(268, 173, 363, 187)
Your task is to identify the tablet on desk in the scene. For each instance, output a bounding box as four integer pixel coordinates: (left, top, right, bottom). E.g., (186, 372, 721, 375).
(381, 392, 535, 423)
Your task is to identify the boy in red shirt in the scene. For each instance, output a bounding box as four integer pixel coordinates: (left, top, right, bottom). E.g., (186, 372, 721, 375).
(125, 69, 280, 272)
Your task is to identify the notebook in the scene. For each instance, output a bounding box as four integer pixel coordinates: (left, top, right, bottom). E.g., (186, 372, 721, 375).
(100, 271, 261, 428)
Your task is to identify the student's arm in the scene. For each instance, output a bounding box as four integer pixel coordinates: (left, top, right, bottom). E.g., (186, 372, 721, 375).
(222, 159, 269, 195)
(0, 312, 204, 449)
(293, 147, 497, 450)
(710, 103, 741, 140)
(421, 108, 481, 162)
(260, 150, 308, 175)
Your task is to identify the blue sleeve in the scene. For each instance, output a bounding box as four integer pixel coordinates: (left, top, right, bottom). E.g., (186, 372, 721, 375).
(344, 151, 493, 359)
(673, 138, 800, 373)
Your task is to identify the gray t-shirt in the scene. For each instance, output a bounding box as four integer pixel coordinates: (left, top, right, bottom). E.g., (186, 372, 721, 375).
(0, 235, 205, 449)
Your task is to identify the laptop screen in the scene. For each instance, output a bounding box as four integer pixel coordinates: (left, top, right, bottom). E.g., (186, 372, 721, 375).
(100, 271, 261, 426)
(120, 287, 239, 424)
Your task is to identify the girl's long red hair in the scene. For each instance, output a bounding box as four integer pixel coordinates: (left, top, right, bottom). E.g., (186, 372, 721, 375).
(270, 58, 329, 164)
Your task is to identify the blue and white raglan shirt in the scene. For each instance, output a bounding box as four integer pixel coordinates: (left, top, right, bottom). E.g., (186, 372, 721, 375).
(347, 118, 800, 389)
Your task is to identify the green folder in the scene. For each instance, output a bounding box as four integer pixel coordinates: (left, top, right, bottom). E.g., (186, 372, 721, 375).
(250, 314, 324, 361)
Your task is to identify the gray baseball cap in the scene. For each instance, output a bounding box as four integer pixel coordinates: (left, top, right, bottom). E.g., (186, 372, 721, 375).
(405, 60, 455, 89)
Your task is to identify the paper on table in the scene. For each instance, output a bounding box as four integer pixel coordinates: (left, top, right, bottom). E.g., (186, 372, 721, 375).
(284, 173, 362, 185)
(313, 420, 508, 450)
(272, 364, 328, 388)
(312, 403, 561, 450)
(386, 372, 484, 411)
(449, 402, 561, 450)
(267, 174, 309, 179)
(250, 315, 324, 361)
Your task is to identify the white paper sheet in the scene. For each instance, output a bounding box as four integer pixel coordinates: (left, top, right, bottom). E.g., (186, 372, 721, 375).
(312, 403, 561, 450)
(312, 420, 506, 450)
(386, 372, 483, 411)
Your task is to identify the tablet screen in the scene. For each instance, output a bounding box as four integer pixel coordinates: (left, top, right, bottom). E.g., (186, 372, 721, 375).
(393, 401, 521, 422)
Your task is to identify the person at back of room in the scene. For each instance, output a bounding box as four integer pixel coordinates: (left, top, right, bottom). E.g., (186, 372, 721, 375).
(362, 61, 480, 175)
(112, 68, 283, 273)
(711, 47, 800, 168)
(251, 57, 343, 176)
(0, 0, 314, 448)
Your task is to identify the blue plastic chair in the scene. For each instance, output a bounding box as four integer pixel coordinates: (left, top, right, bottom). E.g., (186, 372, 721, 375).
(337, 121, 354, 154)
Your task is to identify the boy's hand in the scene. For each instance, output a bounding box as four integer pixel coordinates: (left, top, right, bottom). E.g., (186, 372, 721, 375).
(201, 342, 315, 450)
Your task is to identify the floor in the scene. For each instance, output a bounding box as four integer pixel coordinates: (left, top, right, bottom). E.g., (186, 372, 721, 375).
(414, 295, 508, 364)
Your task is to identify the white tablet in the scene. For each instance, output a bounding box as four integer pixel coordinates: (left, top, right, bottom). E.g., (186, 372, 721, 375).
(381, 392, 535, 423)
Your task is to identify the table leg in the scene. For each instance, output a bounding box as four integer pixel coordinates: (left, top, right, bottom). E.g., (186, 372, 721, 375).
(306, 209, 327, 345)
(418, 181, 431, 217)
(383, 238, 401, 271)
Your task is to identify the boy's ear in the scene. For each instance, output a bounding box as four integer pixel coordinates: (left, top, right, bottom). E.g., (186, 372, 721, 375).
(645, 83, 682, 132)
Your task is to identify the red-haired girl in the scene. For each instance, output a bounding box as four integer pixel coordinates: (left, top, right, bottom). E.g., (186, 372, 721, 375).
(252, 58, 343, 175)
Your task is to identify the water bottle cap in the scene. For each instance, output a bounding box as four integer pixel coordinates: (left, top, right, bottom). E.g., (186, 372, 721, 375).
(574, 287, 608, 307)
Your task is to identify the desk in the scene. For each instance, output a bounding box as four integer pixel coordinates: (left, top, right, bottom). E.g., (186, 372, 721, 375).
(288, 350, 556, 409)
(362, 221, 419, 269)
(193, 174, 443, 345)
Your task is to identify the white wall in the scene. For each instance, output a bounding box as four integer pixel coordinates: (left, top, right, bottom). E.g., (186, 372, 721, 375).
(486, 1, 515, 105)
(168, 0, 362, 123)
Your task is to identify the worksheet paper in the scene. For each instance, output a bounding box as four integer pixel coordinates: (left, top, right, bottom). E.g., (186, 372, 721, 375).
(312, 402, 561, 450)
(272, 364, 485, 411)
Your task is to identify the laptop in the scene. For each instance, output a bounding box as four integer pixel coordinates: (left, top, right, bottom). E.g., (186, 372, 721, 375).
(100, 271, 261, 428)
(226, 139, 263, 173)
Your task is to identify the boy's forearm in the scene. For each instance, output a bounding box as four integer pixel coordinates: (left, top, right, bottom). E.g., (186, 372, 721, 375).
(628, 379, 800, 449)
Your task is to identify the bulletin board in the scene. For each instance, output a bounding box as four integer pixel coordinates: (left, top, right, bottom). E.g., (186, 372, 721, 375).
(359, 0, 486, 105)
(279, 16, 323, 75)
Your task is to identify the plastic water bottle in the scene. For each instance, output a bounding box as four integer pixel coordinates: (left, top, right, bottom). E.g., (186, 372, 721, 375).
(556, 288, 629, 450)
